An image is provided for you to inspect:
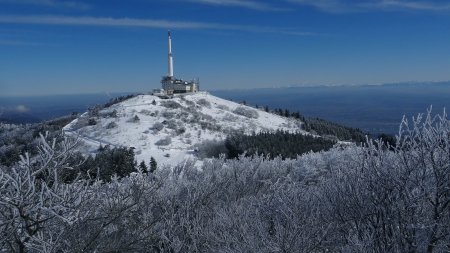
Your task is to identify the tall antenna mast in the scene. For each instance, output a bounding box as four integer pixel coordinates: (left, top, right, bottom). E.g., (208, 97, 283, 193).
(168, 30, 174, 77)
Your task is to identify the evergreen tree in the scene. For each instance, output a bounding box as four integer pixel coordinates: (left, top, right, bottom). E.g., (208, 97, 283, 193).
(150, 157, 157, 173)
(139, 160, 148, 172)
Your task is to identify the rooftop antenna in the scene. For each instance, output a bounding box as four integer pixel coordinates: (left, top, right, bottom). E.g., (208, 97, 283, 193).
(168, 30, 174, 78)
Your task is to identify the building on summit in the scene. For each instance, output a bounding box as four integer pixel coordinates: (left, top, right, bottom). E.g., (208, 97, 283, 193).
(156, 31, 199, 96)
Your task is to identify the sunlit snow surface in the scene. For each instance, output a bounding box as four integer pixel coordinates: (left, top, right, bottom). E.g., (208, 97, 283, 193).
(63, 92, 305, 167)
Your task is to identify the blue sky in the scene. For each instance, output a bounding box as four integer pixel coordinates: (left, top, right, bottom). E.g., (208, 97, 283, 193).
(1, 0, 450, 96)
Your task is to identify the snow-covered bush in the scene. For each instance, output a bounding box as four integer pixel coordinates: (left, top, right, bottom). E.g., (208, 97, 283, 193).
(0, 134, 89, 252)
(162, 111, 175, 119)
(197, 98, 211, 108)
(88, 104, 103, 117)
(106, 121, 117, 129)
(176, 126, 186, 135)
(151, 122, 164, 132)
(165, 119, 178, 130)
(183, 99, 195, 107)
(223, 113, 239, 122)
(155, 136, 172, 146)
(106, 121, 118, 129)
(160, 100, 182, 109)
(177, 111, 190, 122)
(100, 109, 118, 118)
(127, 115, 140, 123)
(139, 109, 152, 116)
(233, 106, 259, 119)
(72, 117, 89, 129)
(217, 104, 229, 111)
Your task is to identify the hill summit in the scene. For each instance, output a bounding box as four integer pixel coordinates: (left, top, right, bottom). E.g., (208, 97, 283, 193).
(63, 92, 305, 166)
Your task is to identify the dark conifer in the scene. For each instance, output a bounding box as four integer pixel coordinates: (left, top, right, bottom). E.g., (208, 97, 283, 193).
(150, 157, 157, 173)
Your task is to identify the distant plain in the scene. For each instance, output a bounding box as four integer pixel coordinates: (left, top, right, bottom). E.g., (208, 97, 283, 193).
(2, 82, 449, 135)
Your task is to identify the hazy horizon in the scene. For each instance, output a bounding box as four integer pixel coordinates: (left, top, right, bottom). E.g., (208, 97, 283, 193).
(2, 83, 450, 135)
(1, 80, 450, 98)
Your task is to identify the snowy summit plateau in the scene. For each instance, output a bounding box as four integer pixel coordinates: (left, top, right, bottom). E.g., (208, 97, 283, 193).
(63, 92, 306, 166)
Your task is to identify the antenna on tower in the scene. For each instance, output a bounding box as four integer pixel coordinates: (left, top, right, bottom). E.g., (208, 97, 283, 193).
(167, 30, 174, 78)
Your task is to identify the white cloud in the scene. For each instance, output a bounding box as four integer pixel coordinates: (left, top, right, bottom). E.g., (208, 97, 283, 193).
(0, 15, 315, 35)
(15, 105, 30, 113)
(363, 0, 450, 11)
(0, 39, 48, 46)
(187, 0, 290, 11)
(286, 0, 350, 13)
(286, 0, 450, 12)
(0, 0, 90, 9)
(0, 105, 30, 113)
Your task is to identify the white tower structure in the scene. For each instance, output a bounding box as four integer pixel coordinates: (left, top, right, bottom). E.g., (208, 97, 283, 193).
(159, 31, 199, 95)
(168, 31, 174, 78)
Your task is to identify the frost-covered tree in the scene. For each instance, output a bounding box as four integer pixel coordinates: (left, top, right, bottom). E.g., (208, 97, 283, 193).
(319, 108, 450, 252)
(0, 133, 88, 252)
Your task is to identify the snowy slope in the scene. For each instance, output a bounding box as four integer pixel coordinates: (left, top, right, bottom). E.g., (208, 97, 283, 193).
(63, 92, 305, 166)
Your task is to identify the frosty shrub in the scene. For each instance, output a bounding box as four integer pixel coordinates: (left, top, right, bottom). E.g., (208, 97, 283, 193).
(176, 126, 186, 135)
(165, 119, 178, 130)
(196, 98, 211, 108)
(139, 109, 152, 116)
(88, 105, 103, 117)
(160, 100, 182, 109)
(106, 122, 118, 129)
(217, 104, 229, 111)
(183, 99, 195, 107)
(72, 117, 89, 129)
(162, 111, 175, 119)
(177, 111, 189, 121)
(200, 121, 221, 131)
(128, 115, 140, 123)
(155, 136, 172, 146)
(0, 134, 89, 252)
(233, 106, 259, 119)
(151, 122, 164, 132)
(316, 108, 450, 252)
(151, 110, 159, 117)
(200, 113, 214, 122)
(100, 109, 118, 118)
(223, 113, 239, 122)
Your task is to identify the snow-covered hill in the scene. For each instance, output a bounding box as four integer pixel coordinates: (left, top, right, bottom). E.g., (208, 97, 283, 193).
(63, 92, 305, 166)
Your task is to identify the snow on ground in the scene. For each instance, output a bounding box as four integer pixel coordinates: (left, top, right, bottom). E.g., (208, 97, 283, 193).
(63, 92, 305, 167)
